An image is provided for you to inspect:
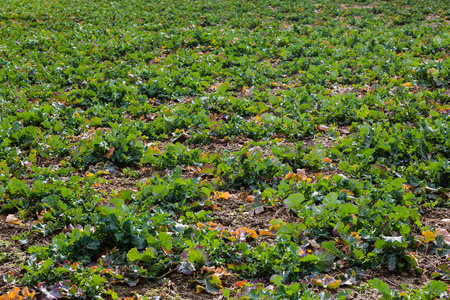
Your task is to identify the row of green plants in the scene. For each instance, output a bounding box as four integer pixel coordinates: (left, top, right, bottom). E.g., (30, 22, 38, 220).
(2, 0, 450, 298)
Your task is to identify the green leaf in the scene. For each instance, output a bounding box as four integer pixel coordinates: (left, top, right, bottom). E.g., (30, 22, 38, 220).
(141, 247, 157, 262)
(43, 258, 54, 269)
(322, 241, 343, 258)
(375, 239, 386, 249)
(433, 36, 442, 47)
(127, 248, 142, 262)
(217, 82, 230, 95)
(337, 203, 358, 217)
(315, 250, 335, 270)
(159, 232, 173, 251)
(369, 278, 391, 299)
(323, 192, 340, 206)
(299, 254, 319, 262)
(80, 234, 100, 251)
(291, 282, 301, 293)
(223, 288, 231, 298)
(284, 193, 305, 211)
(270, 275, 283, 286)
(426, 280, 448, 295)
(132, 234, 147, 249)
(309, 149, 325, 161)
(91, 274, 107, 286)
(187, 249, 204, 264)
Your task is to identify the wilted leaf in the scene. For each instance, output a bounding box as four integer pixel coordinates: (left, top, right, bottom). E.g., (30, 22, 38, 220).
(246, 229, 258, 240)
(105, 146, 115, 159)
(196, 285, 205, 294)
(200, 266, 216, 274)
(311, 278, 323, 287)
(436, 228, 450, 246)
(234, 280, 247, 288)
(177, 261, 196, 275)
(204, 275, 223, 294)
(318, 125, 329, 131)
(327, 279, 341, 290)
(38, 283, 61, 300)
(5, 214, 20, 224)
(260, 230, 274, 236)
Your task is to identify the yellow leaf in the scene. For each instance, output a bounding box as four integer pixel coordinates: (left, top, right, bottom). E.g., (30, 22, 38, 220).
(285, 171, 296, 180)
(219, 192, 229, 200)
(311, 278, 323, 287)
(423, 230, 436, 243)
(269, 224, 281, 233)
(260, 230, 274, 236)
(195, 285, 205, 294)
(246, 229, 258, 240)
(214, 191, 229, 200)
(234, 280, 247, 288)
(327, 279, 341, 290)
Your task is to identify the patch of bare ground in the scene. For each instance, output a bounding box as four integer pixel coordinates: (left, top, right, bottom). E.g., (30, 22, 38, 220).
(165, 273, 237, 300)
(210, 192, 297, 240)
(330, 85, 377, 98)
(22, 157, 165, 204)
(331, 84, 446, 100)
(322, 253, 444, 299)
(0, 218, 54, 294)
(424, 15, 450, 27)
(92, 166, 158, 196)
(331, 85, 361, 96)
(154, 138, 300, 159)
(340, 3, 377, 10)
(348, 270, 429, 300)
(421, 207, 450, 232)
(266, 81, 300, 96)
(204, 80, 227, 95)
(279, 23, 293, 31)
(112, 270, 238, 299)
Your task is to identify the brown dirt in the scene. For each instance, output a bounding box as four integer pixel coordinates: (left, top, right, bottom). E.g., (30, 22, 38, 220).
(0, 219, 54, 294)
(421, 207, 450, 232)
(112, 270, 239, 299)
(340, 3, 377, 10)
(424, 14, 450, 27)
(211, 191, 297, 235)
(348, 270, 429, 300)
(4, 115, 450, 300)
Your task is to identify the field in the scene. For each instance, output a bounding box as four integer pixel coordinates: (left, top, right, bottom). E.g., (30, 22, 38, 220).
(1, 0, 450, 299)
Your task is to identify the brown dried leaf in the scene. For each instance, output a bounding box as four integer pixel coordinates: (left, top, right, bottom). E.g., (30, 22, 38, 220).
(105, 146, 115, 159)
